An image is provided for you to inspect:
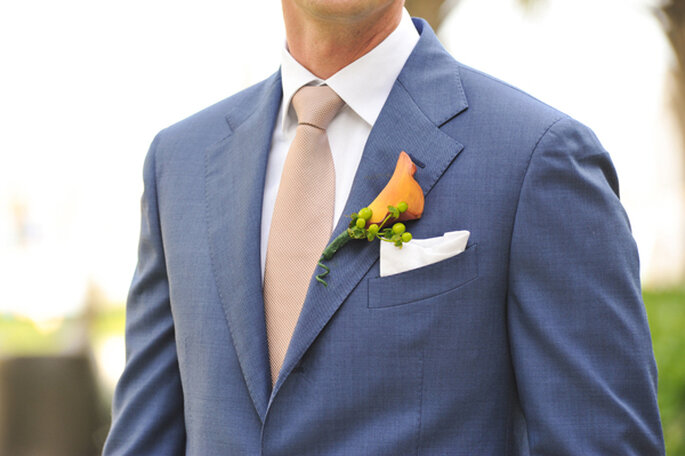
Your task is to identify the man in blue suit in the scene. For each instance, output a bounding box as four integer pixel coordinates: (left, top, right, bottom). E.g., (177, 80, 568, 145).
(104, 1, 665, 454)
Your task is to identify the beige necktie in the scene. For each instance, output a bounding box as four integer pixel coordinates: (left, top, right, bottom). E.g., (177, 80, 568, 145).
(263, 85, 344, 385)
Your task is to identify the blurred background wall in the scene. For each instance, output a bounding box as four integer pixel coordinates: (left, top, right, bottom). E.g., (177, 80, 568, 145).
(1, 0, 684, 454)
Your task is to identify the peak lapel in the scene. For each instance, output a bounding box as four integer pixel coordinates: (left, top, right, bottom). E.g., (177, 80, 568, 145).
(205, 73, 282, 422)
(271, 18, 469, 398)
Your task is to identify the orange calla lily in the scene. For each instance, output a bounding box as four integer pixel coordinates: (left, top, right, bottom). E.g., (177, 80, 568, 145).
(367, 151, 424, 223)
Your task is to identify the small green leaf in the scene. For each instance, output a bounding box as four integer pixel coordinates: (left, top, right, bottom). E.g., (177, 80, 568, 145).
(348, 226, 367, 239)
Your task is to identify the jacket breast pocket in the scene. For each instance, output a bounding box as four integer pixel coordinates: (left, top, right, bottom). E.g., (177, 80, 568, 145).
(367, 244, 479, 309)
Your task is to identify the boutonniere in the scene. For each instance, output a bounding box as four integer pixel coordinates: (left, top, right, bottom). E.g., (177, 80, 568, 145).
(316, 151, 424, 286)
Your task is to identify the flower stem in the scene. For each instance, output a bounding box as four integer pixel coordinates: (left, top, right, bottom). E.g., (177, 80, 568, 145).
(378, 213, 393, 230)
(321, 230, 352, 260)
(315, 261, 330, 286)
(316, 230, 353, 286)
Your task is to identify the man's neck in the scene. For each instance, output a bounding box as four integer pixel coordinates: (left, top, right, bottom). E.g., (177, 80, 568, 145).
(282, 1, 404, 80)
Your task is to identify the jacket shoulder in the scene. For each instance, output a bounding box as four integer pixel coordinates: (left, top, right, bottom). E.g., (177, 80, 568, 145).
(457, 62, 567, 129)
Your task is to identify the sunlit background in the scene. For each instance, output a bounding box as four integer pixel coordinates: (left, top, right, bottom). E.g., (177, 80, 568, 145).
(1, 0, 684, 454)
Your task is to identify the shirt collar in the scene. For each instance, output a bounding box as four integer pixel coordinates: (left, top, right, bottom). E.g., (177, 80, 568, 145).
(279, 8, 419, 131)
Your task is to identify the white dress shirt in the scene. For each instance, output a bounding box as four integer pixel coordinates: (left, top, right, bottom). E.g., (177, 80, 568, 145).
(260, 8, 420, 278)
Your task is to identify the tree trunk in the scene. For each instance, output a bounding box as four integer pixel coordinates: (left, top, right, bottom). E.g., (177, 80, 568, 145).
(657, 0, 685, 176)
(405, 0, 453, 31)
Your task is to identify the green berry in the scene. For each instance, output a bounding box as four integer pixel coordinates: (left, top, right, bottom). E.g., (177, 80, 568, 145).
(392, 223, 406, 235)
(401, 232, 412, 242)
(397, 201, 408, 213)
(355, 217, 366, 229)
(358, 207, 373, 220)
(368, 224, 379, 235)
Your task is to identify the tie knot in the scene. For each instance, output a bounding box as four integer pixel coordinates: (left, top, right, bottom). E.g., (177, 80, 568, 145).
(291, 85, 344, 130)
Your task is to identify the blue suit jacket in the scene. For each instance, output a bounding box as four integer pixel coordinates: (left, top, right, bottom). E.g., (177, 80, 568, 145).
(104, 19, 664, 455)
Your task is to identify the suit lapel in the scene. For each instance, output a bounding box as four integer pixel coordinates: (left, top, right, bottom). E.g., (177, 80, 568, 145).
(271, 19, 469, 398)
(205, 73, 282, 422)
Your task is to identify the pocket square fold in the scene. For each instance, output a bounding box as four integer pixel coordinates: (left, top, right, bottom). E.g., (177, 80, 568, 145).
(380, 230, 470, 277)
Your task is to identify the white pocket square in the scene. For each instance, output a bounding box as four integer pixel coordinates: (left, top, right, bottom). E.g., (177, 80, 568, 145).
(380, 230, 470, 277)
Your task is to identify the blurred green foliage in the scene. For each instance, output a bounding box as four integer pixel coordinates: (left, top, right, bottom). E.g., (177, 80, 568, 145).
(645, 286, 685, 456)
(0, 308, 125, 355)
(0, 316, 63, 354)
(1, 289, 684, 453)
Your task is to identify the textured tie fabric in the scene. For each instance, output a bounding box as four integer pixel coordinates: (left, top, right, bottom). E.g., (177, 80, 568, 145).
(263, 85, 345, 385)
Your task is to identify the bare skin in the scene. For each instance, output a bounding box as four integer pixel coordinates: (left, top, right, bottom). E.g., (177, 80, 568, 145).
(282, 0, 405, 79)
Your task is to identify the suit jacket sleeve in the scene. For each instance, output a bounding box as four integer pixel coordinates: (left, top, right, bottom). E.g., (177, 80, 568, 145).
(506, 117, 665, 454)
(103, 133, 186, 455)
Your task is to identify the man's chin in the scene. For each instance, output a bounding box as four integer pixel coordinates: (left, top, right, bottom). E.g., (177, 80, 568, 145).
(292, 0, 400, 23)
